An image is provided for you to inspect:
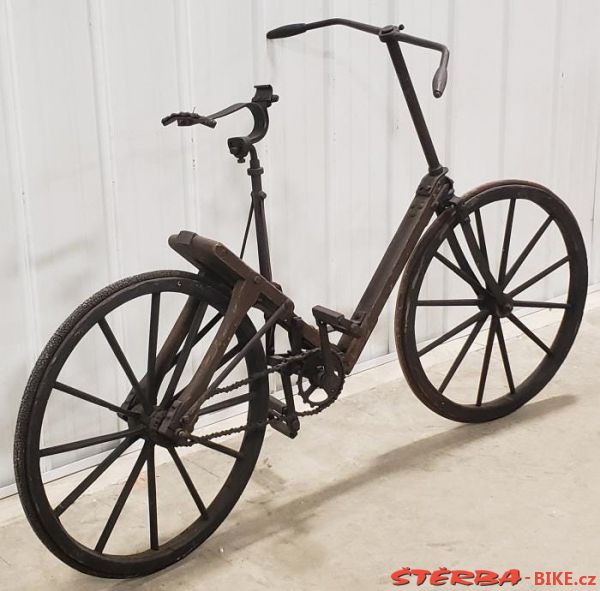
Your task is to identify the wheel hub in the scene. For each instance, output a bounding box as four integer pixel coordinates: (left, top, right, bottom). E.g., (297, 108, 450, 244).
(478, 293, 514, 318)
(127, 406, 181, 448)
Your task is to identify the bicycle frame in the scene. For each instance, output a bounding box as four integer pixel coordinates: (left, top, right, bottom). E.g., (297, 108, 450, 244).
(159, 22, 455, 439)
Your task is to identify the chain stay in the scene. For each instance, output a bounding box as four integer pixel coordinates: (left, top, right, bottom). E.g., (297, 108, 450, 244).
(180, 348, 340, 445)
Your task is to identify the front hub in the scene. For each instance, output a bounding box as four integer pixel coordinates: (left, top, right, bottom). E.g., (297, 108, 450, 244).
(478, 293, 514, 318)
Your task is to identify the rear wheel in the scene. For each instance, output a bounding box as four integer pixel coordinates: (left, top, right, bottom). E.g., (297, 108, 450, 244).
(14, 270, 268, 577)
(396, 182, 587, 422)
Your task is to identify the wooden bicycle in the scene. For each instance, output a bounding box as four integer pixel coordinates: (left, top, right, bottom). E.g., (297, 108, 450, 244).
(14, 19, 587, 577)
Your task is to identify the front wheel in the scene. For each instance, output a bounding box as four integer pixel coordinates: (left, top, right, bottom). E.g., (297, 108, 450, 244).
(14, 270, 269, 577)
(396, 182, 587, 423)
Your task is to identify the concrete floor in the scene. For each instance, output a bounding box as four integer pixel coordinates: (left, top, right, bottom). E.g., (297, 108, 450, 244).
(0, 298, 598, 590)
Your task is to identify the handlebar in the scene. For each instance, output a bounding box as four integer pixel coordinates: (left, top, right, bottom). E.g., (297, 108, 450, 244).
(386, 27, 449, 98)
(267, 18, 381, 39)
(162, 85, 279, 162)
(266, 19, 449, 98)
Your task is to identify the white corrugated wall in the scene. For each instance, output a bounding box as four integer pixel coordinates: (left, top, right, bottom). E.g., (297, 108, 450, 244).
(1, 0, 599, 491)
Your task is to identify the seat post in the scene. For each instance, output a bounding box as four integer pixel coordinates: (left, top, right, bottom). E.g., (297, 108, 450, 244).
(247, 145, 277, 356)
(247, 145, 273, 283)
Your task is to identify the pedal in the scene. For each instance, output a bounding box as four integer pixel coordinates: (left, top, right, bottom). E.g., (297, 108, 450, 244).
(268, 395, 299, 438)
(312, 305, 362, 337)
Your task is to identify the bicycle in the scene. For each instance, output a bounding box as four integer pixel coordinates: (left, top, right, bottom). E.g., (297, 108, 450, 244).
(14, 19, 587, 578)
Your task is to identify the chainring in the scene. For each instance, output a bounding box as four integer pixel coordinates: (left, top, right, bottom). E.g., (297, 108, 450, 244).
(297, 350, 345, 407)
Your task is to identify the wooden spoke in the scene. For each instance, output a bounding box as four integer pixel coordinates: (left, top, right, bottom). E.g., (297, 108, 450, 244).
(495, 320, 515, 394)
(508, 256, 570, 298)
(98, 318, 151, 412)
(502, 215, 553, 288)
(439, 315, 487, 393)
(53, 382, 139, 418)
(190, 312, 223, 350)
(147, 445, 159, 551)
(217, 341, 244, 369)
(418, 311, 487, 357)
(95, 444, 149, 553)
(475, 318, 497, 406)
(147, 293, 161, 405)
(498, 198, 516, 284)
(513, 300, 570, 309)
(190, 436, 244, 460)
(507, 313, 552, 355)
(161, 301, 208, 409)
(433, 252, 484, 294)
(168, 448, 208, 519)
(446, 231, 484, 294)
(195, 392, 252, 417)
(168, 341, 246, 405)
(164, 311, 225, 403)
(417, 299, 481, 307)
(206, 302, 289, 397)
(40, 426, 144, 457)
(173, 360, 244, 414)
(151, 297, 204, 382)
(474, 209, 489, 266)
(460, 218, 503, 298)
(54, 437, 137, 517)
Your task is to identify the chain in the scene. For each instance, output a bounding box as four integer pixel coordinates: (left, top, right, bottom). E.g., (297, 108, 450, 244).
(181, 348, 340, 445)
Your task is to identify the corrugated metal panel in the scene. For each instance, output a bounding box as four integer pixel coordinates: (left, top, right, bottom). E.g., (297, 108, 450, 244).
(1, 0, 599, 489)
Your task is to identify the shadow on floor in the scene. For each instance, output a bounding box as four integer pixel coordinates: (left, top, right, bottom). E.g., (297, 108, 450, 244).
(100, 393, 575, 589)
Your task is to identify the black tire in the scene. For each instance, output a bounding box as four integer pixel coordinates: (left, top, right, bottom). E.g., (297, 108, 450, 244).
(396, 181, 587, 423)
(14, 270, 269, 577)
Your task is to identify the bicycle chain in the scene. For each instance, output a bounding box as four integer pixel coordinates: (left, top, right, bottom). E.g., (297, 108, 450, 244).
(182, 348, 342, 445)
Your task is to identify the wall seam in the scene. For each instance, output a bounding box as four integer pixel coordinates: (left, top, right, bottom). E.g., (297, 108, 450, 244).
(497, 0, 511, 178)
(1, 0, 40, 363)
(590, 101, 600, 282)
(323, 0, 333, 307)
(87, 0, 125, 434)
(548, 0, 564, 286)
(1, 0, 45, 474)
(588, 3, 600, 283)
(173, 0, 199, 231)
(87, 0, 121, 282)
(549, 0, 563, 192)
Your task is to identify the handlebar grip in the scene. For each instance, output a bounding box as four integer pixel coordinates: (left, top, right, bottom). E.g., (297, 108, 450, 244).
(161, 113, 179, 126)
(266, 23, 307, 39)
(432, 64, 448, 98)
(161, 112, 217, 128)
